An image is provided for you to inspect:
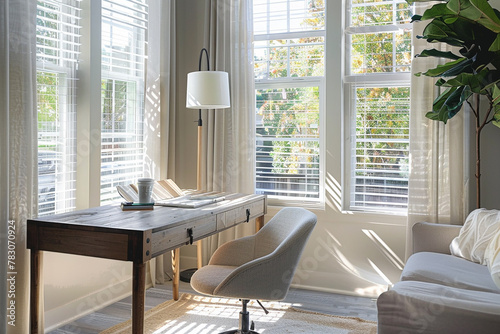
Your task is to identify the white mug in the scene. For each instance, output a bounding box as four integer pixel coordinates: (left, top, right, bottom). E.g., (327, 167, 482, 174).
(137, 178, 155, 203)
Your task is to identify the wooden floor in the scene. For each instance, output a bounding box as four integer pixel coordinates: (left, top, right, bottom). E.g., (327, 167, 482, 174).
(48, 281, 378, 334)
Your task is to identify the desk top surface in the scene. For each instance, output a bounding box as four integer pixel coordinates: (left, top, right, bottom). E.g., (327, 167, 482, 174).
(28, 193, 266, 233)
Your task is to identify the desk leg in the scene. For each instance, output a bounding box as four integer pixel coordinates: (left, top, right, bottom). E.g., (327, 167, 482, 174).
(256, 215, 264, 231)
(132, 262, 146, 334)
(30, 250, 43, 334)
(171, 248, 180, 300)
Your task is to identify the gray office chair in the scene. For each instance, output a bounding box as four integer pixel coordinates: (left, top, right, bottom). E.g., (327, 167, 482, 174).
(190, 207, 317, 334)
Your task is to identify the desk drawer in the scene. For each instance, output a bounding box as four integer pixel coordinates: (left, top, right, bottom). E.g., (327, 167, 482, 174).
(150, 215, 217, 257)
(217, 199, 265, 230)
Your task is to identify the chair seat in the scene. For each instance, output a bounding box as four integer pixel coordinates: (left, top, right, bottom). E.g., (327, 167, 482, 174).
(191, 265, 237, 296)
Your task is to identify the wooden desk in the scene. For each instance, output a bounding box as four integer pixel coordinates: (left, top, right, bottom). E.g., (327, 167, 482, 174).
(27, 193, 266, 334)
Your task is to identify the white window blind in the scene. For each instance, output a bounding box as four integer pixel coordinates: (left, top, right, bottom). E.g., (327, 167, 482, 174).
(36, 0, 81, 216)
(254, 0, 325, 202)
(256, 85, 321, 198)
(100, 0, 148, 204)
(345, 0, 412, 212)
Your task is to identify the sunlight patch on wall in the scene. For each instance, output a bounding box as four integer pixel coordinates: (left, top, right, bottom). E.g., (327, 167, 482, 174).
(362, 229, 404, 270)
(325, 172, 342, 211)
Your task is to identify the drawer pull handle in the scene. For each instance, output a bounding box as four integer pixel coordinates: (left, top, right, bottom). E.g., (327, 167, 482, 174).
(246, 209, 250, 223)
(187, 228, 194, 245)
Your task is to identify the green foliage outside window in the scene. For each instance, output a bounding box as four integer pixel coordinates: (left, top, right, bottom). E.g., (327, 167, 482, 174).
(257, 87, 320, 174)
(355, 87, 410, 180)
(37, 72, 59, 129)
(255, 0, 324, 184)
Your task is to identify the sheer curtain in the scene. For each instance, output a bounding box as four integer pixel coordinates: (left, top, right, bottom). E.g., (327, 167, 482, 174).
(0, 1, 39, 333)
(406, 3, 470, 259)
(200, 0, 256, 264)
(143, 0, 177, 284)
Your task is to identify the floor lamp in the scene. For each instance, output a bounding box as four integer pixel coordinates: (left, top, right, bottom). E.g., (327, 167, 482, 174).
(184, 48, 230, 276)
(186, 48, 231, 191)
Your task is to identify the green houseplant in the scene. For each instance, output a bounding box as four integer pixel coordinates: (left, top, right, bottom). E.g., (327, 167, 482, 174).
(408, 0, 500, 208)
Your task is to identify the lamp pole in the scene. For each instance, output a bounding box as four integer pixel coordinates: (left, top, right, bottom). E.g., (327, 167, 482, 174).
(196, 48, 210, 191)
(184, 47, 230, 275)
(195, 48, 210, 270)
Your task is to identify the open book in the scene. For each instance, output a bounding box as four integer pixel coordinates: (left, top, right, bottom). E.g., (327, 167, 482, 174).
(155, 193, 226, 208)
(116, 180, 226, 208)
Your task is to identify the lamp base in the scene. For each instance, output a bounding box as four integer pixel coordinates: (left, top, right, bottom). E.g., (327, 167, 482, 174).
(180, 268, 197, 283)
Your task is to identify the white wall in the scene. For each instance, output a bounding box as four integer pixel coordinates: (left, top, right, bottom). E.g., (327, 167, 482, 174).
(467, 0, 500, 211)
(470, 114, 500, 210)
(43, 254, 134, 331)
(174, 0, 208, 190)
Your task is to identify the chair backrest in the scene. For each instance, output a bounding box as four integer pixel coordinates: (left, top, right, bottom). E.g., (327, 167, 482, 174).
(210, 207, 317, 301)
(254, 207, 317, 260)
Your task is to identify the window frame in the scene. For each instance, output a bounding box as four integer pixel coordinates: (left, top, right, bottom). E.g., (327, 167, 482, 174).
(342, 0, 413, 214)
(253, 0, 326, 207)
(99, 0, 148, 205)
(255, 77, 326, 207)
(36, 0, 149, 214)
(343, 79, 410, 214)
(36, 0, 80, 216)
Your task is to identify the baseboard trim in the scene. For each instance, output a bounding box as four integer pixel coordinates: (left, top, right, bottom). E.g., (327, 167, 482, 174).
(289, 269, 388, 299)
(289, 283, 379, 299)
(45, 273, 153, 332)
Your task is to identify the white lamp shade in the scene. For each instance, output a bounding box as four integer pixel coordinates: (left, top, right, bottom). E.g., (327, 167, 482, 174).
(186, 71, 230, 109)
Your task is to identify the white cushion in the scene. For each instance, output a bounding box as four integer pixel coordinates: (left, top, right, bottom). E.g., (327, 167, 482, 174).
(449, 209, 500, 265)
(485, 228, 500, 289)
(401, 252, 499, 293)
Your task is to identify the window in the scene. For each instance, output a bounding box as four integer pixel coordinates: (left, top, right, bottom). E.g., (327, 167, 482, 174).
(344, 0, 412, 212)
(36, 0, 149, 214)
(100, 0, 148, 204)
(36, 0, 81, 215)
(254, 0, 325, 202)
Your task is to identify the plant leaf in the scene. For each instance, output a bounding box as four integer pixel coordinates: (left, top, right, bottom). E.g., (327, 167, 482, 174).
(417, 49, 462, 60)
(446, 0, 500, 33)
(422, 19, 461, 42)
(446, 85, 467, 118)
(411, 14, 423, 23)
(438, 69, 490, 93)
(478, 70, 500, 94)
(421, 57, 473, 77)
(448, 0, 482, 21)
(427, 86, 468, 123)
(489, 34, 500, 51)
(492, 83, 500, 103)
(427, 87, 455, 123)
(422, 4, 455, 21)
(436, 78, 447, 86)
(469, 0, 500, 33)
(493, 84, 500, 127)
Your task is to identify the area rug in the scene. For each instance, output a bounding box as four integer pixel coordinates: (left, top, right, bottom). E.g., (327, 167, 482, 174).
(100, 294, 377, 334)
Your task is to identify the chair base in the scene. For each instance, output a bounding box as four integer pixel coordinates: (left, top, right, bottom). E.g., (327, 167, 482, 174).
(219, 299, 260, 334)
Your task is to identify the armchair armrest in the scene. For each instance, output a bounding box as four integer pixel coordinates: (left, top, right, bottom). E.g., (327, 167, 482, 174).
(412, 222, 462, 255)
